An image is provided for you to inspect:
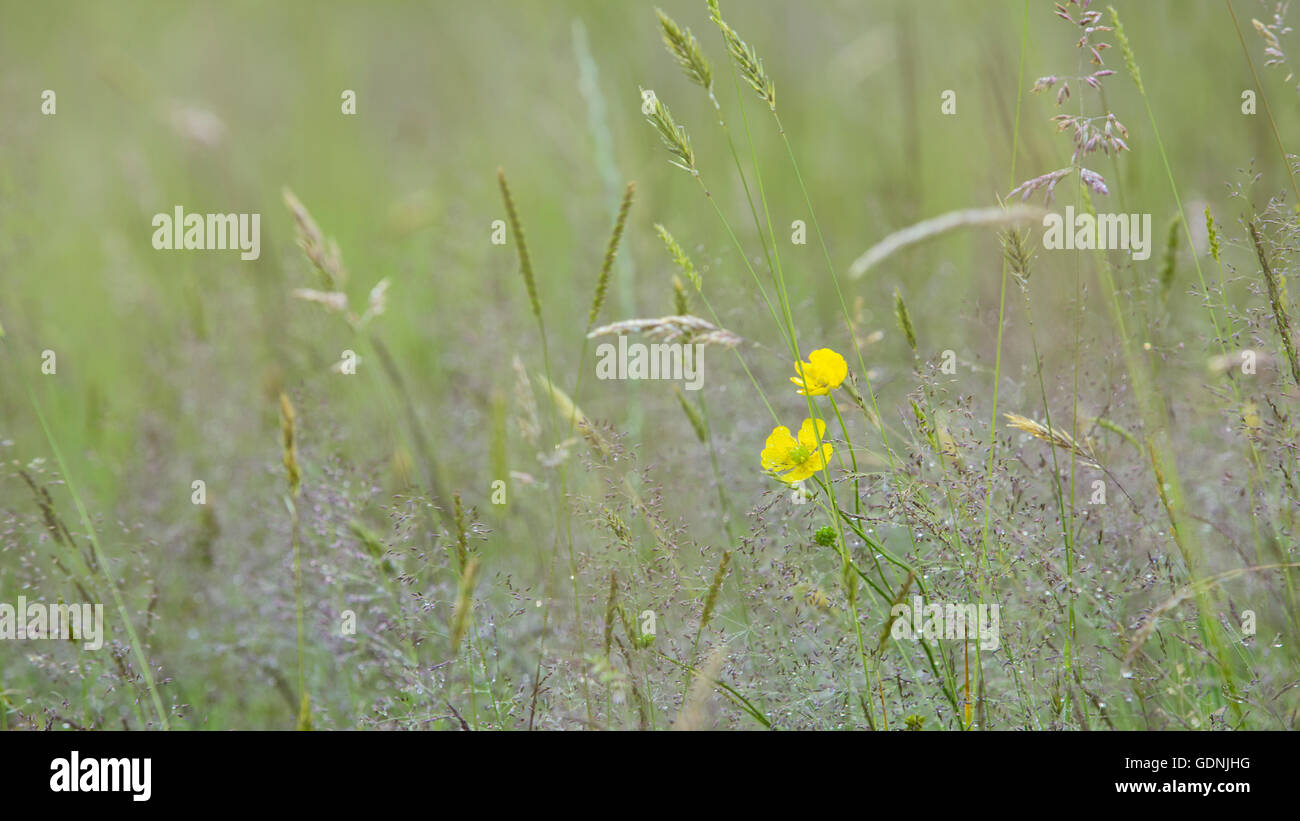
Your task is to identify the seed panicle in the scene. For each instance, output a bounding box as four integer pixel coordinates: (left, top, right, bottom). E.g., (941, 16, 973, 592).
(497, 168, 542, 322)
(589, 181, 636, 328)
(657, 8, 712, 89)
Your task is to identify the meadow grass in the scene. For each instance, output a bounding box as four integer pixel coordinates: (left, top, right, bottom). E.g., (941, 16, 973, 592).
(2, 0, 1298, 731)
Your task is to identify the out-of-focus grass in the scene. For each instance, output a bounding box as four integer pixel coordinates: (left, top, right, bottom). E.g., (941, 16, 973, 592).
(1, 1, 1297, 729)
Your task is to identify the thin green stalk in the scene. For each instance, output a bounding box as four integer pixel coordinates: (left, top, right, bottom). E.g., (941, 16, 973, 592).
(1225, 1, 1300, 208)
(1109, 6, 1245, 718)
(24, 382, 170, 730)
(499, 169, 591, 726)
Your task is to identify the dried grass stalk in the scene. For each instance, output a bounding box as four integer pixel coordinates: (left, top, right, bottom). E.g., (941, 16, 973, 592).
(1004, 412, 1100, 469)
(587, 315, 742, 348)
(849, 205, 1045, 279)
(283, 188, 346, 287)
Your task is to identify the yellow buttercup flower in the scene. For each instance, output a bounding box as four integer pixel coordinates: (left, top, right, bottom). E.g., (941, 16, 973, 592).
(790, 348, 847, 396)
(760, 418, 833, 483)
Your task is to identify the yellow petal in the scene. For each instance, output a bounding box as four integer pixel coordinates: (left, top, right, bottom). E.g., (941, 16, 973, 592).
(785, 461, 817, 483)
(760, 425, 797, 472)
(797, 417, 827, 450)
(817, 442, 834, 468)
(808, 348, 847, 389)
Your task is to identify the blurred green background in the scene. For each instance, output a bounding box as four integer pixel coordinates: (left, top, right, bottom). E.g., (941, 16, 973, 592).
(1, 0, 1296, 729)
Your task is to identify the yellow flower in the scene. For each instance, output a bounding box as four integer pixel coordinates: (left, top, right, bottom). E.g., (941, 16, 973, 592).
(760, 418, 833, 483)
(790, 348, 847, 396)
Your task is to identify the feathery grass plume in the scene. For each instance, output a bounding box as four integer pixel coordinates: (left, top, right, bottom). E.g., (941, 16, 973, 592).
(672, 275, 690, 315)
(497, 168, 541, 321)
(708, 0, 775, 111)
(1109, 6, 1144, 96)
(279, 392, 301, 496)
(893, 288, 917, 352)
(1248, 220, 1300, 384)
(1008, 167, 1075, 205)
(700, 551, 731, 633)
(1159, 215, 1179, 296)
(656, 8, 712, 89)
(282, 188, 346, 287)
(654, 223, 702, 291)
(449, 557, 481, 654)
(1205, 206, 1221, 263)
(360, 277, 390, 326)
(452, 492, 469, 572)
(603, 571, 618, 656)
(642, 88, 696, 173)
(1004, 412, 1100, 469)
(999, 226, 1034, 281)
(849, 205, 1045, 278)
(1252, 11, 1298, 90)
(291, 288, 348, 313)
(587, 315, 742, 347)
(589, 181, 636, 327)
(1253, 15, 1283, 53)
(1006, 411, 1142, 512)
(673, 385, 709, 443)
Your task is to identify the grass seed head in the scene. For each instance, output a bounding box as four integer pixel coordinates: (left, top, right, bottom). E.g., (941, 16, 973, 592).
(655, 223, 702, 292)
(643, 89, 696, 173)
(656, 8, 712, 89)
(1004, 412, 1100, 468)
(497, 168, 541, 322)
(709, 1, 775, 111)
(893, 288, 917, 352)
(279, 392, 300, 497)
(589, 181, 636, 328)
